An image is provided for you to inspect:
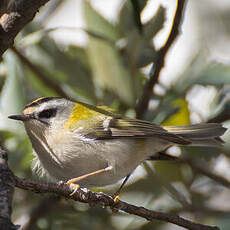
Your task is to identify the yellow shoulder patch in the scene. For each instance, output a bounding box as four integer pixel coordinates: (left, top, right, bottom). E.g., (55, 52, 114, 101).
(63, 103, 99, 129)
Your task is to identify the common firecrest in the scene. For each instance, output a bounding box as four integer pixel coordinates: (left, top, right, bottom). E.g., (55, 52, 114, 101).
(9, 97, 226, 189)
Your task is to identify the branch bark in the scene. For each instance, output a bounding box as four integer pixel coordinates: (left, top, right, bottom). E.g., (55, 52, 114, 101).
(0, 145, 17, 230)
(0, 0, 50, 57)
(14, 176, 219, 230)
(0, 144, 224, 230)
(0, 1, 225, 230)
(136, 0, 187, 118)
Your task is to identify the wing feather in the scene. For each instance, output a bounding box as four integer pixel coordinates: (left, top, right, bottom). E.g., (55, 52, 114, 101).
(82, 118, 190, 145)
(67, 103, 225, 147)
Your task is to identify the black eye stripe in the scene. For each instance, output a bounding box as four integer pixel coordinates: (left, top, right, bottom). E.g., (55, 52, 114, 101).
(38, 108, 57, 119)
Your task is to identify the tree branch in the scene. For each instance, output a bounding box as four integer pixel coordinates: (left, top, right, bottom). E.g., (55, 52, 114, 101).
(207, 106, 230, 123)
(0, 143, 224, 230)
(0, 145, 18, 230)
(136, 0, 187, 118)
(0, 1, 225, 230)
(14, 176, 219, 230)
(130, 0, 142, 34)
(0, 0, 50, 57)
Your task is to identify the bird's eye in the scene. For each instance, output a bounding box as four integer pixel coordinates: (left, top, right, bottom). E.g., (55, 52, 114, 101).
(38, 109, 57, 119)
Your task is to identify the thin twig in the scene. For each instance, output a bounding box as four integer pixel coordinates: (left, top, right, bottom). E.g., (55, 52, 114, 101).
(0, 0, 50, 57)
(208, 107, 230, 123)
(14, 176, 219, 230)
(130, 0, 142, 33)
(136, 0, 187, 118)
(11, 47, 74, 100)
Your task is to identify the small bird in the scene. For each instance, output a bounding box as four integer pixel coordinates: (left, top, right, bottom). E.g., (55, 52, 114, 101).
(9, 97, 226, 189)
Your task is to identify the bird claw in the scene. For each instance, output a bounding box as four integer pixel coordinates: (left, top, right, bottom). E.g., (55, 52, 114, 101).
(113, 192, 120, 203)
(111, 193, 120, 213)
(66, 181, 80, 196)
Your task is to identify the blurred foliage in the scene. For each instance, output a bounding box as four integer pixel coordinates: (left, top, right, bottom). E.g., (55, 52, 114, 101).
(162, 98, 190, 126)
(0, 0, 230, 230)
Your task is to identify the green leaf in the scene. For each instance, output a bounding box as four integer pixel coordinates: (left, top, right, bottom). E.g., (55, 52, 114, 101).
(196, 63, 230, 85)
(118, 0, 151, 35)
(17, 29, 47, 47)
(118, 6, 165, 69)
(17, 27, 96, 102)
(66, 45, 91, 70)
(174, 57, 230, 92)
(118, 2, 137, 36)
(39, 40, 96, 101)
(122, 29, 156, 68)
(143, 6, 165, 40)
(124, 174, 164, 195)
(173, 53, 206, 92)
(154, 161, 184, 183)
(84, 2, 120, 41)
(84, 2, 135, 105)
(216, 218, 230, 230)
(134, 39, 157, 67)
(144, 91, 186, 124)
(163, 98, 190, 126)
(23, 64, 58, 97)
(0, 51, 26, 133)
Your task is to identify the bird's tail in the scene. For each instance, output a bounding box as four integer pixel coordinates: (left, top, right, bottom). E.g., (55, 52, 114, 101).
(164, 123, 227, 147)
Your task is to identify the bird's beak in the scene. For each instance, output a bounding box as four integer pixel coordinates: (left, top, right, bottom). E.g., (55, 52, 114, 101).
(8, 114, 29, 121)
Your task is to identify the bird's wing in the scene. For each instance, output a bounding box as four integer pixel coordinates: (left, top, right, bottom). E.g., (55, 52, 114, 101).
(80, 117, 190, 145)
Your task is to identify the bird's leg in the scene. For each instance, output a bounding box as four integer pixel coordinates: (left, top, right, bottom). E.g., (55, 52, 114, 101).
(113, 174, 131, 202)
(66, 166, 113, 196)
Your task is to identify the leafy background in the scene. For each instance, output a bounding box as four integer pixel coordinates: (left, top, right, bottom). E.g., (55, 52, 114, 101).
(1, 0, 230, 229)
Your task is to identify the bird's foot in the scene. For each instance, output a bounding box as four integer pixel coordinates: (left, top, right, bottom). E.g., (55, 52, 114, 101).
(113, 192, 120, 203)
(66, 180, 80, 196)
